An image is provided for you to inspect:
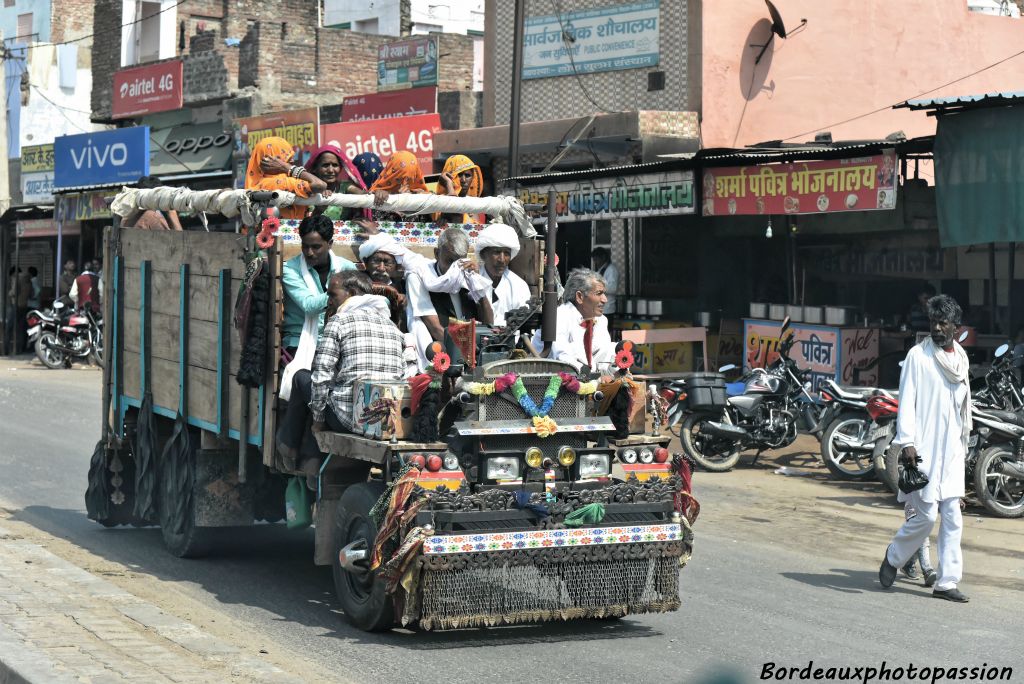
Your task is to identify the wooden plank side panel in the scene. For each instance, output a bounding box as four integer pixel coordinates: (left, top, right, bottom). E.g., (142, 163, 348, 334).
(121, 351, 258, 435)
(123, 268, 240, 323)
(120, 229, 247, 278)
(123, 310, 239, 375)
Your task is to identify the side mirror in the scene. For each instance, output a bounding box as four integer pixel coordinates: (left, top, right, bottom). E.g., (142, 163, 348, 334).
(718, 363, 737, 373)
(995, 343, 1010, 359)
(958, 329, 969, 343)
(53, 301, 65, 310)
(780, 316, 791, 333)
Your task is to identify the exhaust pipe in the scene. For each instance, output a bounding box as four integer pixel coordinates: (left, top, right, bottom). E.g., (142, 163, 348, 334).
(701, 421, 747, 440)
(832, 438, 874, 454)
(998, 460, 1024, 479)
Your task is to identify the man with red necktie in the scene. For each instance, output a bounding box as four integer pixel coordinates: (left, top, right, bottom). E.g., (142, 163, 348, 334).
(532, 268, 614, 372)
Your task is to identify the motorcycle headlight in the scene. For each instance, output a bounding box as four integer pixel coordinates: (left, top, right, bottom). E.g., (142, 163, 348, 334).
(619, 448, 638, 464)
(579, 453, 610, 478)
(442, 452, 460, 471)
(639, 447, 655, 464)
(557, 446, 576, 467)
(524, 447, 544, 469)
(486, 456, 520, 480)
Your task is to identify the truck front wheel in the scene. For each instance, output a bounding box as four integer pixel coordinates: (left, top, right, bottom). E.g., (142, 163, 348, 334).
(332, 481, 395, 631)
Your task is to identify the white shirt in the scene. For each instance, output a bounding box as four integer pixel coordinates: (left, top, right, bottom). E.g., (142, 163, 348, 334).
(531, 302, 614, 372)
(597, 262, 619, 314)
(484, 265, 531, 327)
(894, 342, 968, 503)
(405, 260, 465, 372)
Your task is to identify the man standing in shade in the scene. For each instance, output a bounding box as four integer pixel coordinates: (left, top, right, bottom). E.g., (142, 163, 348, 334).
(591, 247, 618, 321)
(879, 294, 971, 602)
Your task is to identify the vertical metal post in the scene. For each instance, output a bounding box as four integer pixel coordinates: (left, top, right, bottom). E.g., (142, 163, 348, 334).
(989, 242, 998, 333)
(542, 189, 558, 345)
(178, 263, 190, 417)
(217, 268, 230, 439)
(506, 0, 526, 181)
(140, 261, 151, 397)
(1008, 242, 1016, 340)
(100, 224, 113, 445)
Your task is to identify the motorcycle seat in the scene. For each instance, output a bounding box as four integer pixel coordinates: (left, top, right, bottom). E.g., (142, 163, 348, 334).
(982, 409, 1024, 427)
(830, 385, 875, 400)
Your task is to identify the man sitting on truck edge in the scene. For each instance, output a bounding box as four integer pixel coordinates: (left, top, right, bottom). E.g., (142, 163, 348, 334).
(405, 226, 495, 371)
(533, 267, 614, 372)
(278, 270, 405, 489)
(475, 223, 531, 327)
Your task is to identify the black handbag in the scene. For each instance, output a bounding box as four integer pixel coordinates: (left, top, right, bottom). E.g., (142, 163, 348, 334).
(899, 464, 929, 494)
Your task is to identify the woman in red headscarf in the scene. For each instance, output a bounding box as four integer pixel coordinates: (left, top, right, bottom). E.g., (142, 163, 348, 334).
(245, 136, 328, 220)
(305, 144, 369, 221)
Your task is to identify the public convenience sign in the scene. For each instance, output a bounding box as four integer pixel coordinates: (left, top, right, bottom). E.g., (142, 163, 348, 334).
(341, 88, 438, 122)
(112, 60, 183, 119)
(321, 113, 442, 174)
(514, 170, 695, 221)
(702, 151, 898, 217)
(377, 36, 438, 91)
(54, 127, 150, 189)
(523, 0, 660, 80)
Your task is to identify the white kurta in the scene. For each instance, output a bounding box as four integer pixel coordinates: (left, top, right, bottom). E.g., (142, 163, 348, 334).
(598, 262, 619, 314)
(405, 260, 466, 372)
(531, 302, 614, 372)
(484, 265, 531, 326)
(893, 342, 968, 503)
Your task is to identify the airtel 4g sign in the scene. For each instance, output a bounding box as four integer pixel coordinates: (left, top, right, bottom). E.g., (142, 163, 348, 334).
(54, 127, 151, 190)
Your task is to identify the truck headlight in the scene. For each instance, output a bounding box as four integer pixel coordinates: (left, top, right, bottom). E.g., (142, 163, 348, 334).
(442, 452, 460, 471)
(639, 447, 655, 464)
(525, 447, 544, 469)
(557, 446, 576, 466)
(486, 456, 520, 480)
(579, 453, 610, 478)
(619, 448, 638, 464)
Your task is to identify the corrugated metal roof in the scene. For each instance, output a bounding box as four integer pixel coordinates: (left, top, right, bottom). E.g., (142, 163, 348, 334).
(899, 91, 1024, 110)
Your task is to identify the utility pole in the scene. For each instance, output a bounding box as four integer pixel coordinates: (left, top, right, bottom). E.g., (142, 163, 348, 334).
(506, 0, 525, 184)
(0, 33, 10, 218)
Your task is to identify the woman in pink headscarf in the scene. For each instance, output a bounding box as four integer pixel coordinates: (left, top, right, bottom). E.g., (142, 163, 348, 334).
(304, 144, 369, 220)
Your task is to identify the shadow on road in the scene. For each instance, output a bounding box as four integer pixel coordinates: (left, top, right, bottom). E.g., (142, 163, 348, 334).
(780, 567, 923, 595)
(9, 504, 665, 645)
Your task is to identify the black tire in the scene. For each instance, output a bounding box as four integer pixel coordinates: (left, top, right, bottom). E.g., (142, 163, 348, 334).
(881, 442, 901, 495)
(819, 412, 876, 480)
(332, 481, 395, 631)
(158, 426, 218, 558)
(36, 332, 65, 369)
(973, 446, 1024, 518)
(679, 412, 742, 472)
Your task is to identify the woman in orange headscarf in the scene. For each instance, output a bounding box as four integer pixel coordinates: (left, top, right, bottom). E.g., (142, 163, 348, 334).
(368, 151, 428, 221)
(435, 154, 483, 224)
(245, 136, 328, 219)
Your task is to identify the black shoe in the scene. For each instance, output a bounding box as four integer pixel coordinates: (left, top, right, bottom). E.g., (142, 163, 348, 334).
(879, 547, 897, 588)
(933, 587, 969, 603)
(923, 569, 937, 588)
(901, 560, 918, 579)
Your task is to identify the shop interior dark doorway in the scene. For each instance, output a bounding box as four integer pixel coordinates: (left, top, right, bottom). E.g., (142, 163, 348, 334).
(555, 221, 593, 282)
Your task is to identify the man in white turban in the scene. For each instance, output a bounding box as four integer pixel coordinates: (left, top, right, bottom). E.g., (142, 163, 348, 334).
(475, 223, 531, 327)
(357, 233, 427, 287)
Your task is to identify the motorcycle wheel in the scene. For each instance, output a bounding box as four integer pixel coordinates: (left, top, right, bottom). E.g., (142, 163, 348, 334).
(819, 412, 876, 480)
(36, 332, 66, 369)
(973, 445, 1024, 518)
(680, 412, 742, 472)
(90, 344, 104, 368)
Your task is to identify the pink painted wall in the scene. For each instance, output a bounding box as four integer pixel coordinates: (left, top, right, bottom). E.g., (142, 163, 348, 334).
(702, 1, 1024, 148)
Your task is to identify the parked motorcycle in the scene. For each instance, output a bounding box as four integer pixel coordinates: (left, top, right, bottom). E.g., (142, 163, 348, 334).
(817, 379, 884, 480)
(679, 317, 822, 472)
(36, 304, 104, 369)
(25, 302, 64, 356)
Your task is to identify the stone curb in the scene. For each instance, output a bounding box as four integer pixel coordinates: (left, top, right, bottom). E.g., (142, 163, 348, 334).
(0, 524, 302, 683)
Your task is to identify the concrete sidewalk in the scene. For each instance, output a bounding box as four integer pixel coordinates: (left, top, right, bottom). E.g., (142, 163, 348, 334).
(0, 525, 302, 684)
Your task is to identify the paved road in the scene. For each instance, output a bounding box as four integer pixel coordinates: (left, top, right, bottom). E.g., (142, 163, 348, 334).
(1, 361, 1022, 683)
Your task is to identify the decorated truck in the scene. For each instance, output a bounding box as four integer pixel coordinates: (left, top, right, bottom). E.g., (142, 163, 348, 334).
(85, 187, 697, 631)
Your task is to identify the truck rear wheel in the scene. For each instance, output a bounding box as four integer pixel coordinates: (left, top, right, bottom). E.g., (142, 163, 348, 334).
(332, 481, 395, 631)
(158, 425, 219, 558)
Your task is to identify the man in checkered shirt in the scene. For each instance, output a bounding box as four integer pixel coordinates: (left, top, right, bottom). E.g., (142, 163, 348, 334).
(278, 270, 405, 488)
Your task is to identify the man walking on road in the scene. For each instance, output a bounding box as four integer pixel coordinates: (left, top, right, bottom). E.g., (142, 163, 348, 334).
(879, 294, 971, 602)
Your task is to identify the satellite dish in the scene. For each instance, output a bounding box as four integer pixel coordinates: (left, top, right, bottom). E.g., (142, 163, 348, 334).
(766, 0, 788, 38)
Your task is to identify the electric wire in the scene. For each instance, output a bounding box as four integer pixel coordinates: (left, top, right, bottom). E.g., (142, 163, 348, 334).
(4, 0, 189, 50)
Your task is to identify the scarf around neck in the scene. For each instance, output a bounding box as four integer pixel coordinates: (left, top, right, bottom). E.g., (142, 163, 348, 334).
(922, 336, 972, 451)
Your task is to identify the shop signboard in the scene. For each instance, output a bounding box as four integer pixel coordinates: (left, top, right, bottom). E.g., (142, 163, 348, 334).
(341, 87, 438, 122)
(744, 319, 840, 392)
(54, 127, 151, 189)
(377, 36, 438, 91)
(702, 151, 899, 217)
(21, 143, 54, 173)
(16, 218, 81, 238)
(523, 0, 660, 80)
(21, 172, 55, 203)
(150, 122, 233, 176)
(321, 113, 442, 174)
(801, 235, 955, 280)
(62, 192, 114, 221)
(112, 59, 183, 119)
(234, 108, 320, 167)
(515, 170, 695, 221)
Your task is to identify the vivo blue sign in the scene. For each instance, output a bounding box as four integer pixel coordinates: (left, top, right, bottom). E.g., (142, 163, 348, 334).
(54, 127, 150, 189)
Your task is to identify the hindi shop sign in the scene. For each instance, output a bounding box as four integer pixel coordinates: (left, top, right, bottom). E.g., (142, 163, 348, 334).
(702, 151, 899, 217)
(321, 113, 442, 174)
(377, 36, 438, 91)
(54, 127, 151, 190)
(112, 60, 183, 119)
(515, 171, 695, 221)
(523, 0, 660, 80)
(21, 143, 54, 172)
(235, 108, 320, 168)
(21, 172, 55, 203)
(341, 87, 438, 122)
(744, 319, 840, 392)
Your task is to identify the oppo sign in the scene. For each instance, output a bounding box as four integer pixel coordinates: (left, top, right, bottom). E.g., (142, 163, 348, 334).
(54, 127, 151, 189)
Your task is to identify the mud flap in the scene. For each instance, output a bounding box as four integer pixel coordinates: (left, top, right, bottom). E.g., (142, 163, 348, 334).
(192, 448, 255, 527)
